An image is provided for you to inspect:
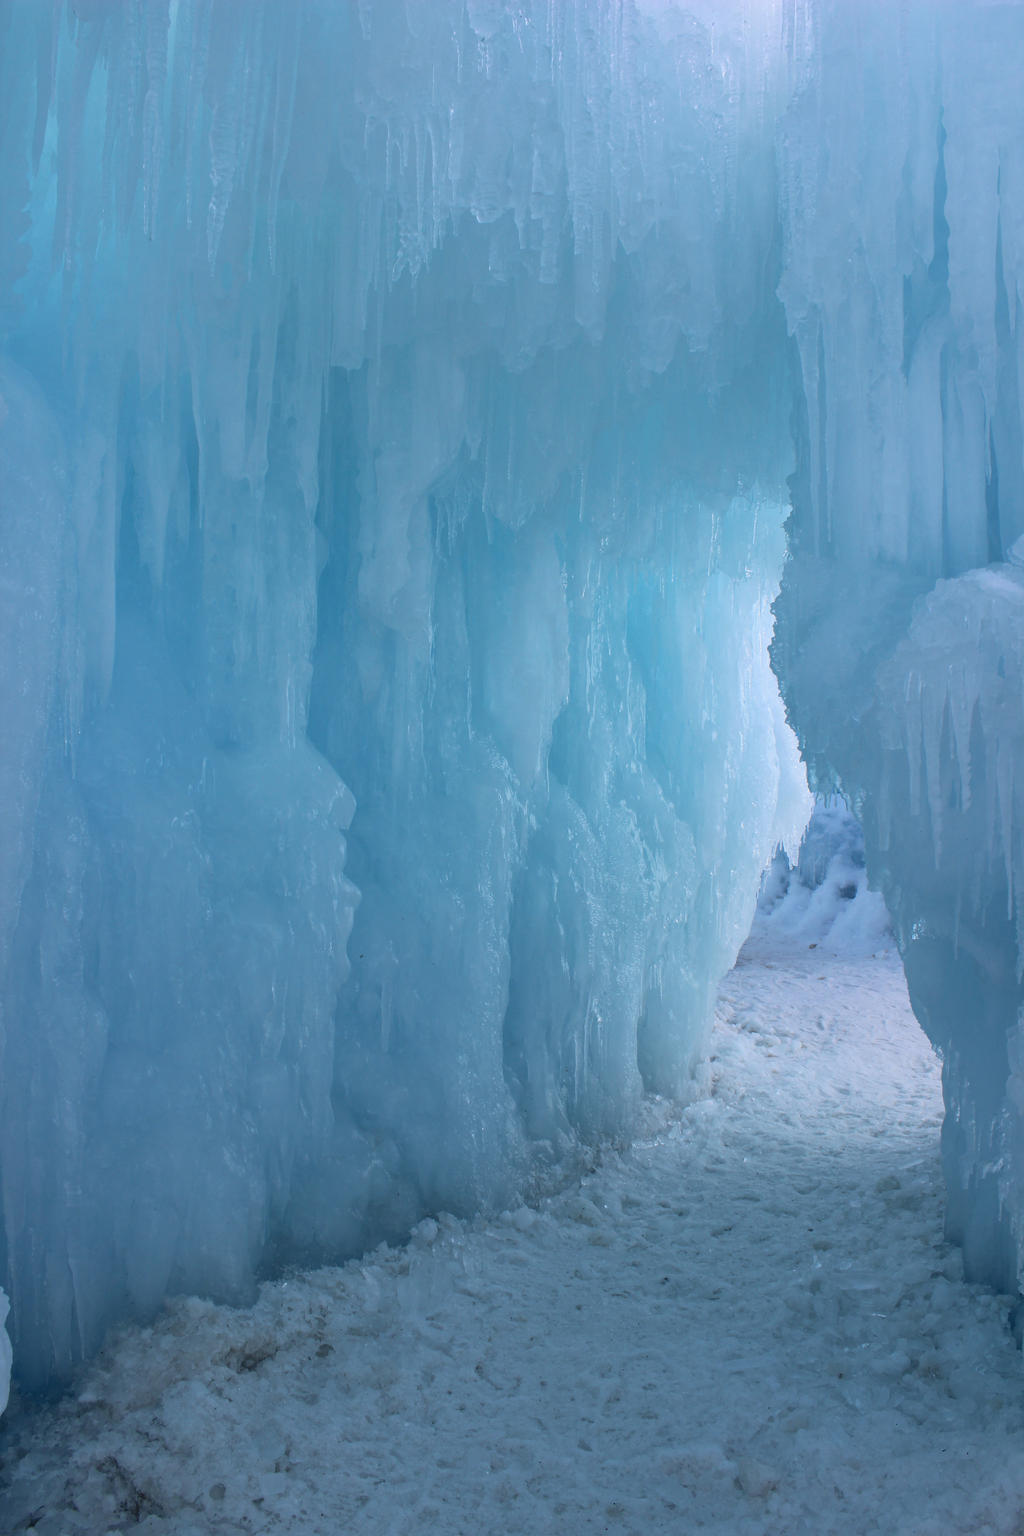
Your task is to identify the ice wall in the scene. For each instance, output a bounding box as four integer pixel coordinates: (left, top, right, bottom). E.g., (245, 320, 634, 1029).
(11, 0, 1022, 1396)
(757, 801, 892, 958)
(774, 0, 1024, 1297)
(0, 0, 807, 1389)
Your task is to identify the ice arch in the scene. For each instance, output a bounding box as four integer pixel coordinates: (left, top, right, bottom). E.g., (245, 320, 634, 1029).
(0, 0, 1022, 1394)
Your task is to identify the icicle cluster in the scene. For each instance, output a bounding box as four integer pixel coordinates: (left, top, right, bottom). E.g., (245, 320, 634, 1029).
(774, 0, 1024, 1294)
(0, 0, 806, 1389)
(6, 0, 1024, 1393)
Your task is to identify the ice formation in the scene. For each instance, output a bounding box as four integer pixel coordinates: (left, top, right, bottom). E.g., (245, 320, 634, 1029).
(1, 0, 1023, 1393)
(0, 0, 807, 1389)
(772, 0, 1024, 1297)
(757, 802, 892, 958)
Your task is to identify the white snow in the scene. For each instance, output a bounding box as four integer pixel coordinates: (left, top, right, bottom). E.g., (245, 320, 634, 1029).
(1, 924, 1022, 1535)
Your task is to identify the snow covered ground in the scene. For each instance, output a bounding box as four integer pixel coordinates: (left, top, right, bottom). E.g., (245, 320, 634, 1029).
(2, 918, 1023, 1536)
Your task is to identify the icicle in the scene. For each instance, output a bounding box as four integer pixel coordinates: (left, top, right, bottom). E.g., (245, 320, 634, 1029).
(141, 2, 170, 241)
(265, 6, 300, 277)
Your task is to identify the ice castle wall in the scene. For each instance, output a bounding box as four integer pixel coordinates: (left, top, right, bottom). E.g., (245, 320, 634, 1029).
(0, 0, 806, 1388)
(7, 0, 1024, 1398)
(774, 0, 1024, 1298)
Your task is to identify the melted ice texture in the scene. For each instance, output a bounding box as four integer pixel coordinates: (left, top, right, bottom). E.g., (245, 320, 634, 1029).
(0, 0, 1023, 1394)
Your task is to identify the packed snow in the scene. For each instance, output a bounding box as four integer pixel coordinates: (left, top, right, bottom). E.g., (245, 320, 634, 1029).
(2, 905, 1021, 1536)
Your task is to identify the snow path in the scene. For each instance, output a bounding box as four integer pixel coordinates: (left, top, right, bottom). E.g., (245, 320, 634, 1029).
(3, 931, 1024, 1536)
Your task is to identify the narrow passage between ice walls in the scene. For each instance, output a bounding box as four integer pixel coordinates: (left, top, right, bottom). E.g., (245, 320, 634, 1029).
(0, 0, 1022, 1401)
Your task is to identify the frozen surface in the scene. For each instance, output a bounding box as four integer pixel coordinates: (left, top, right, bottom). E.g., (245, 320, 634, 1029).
(4, 0, 1024, 1393)
(773, 0, 1024, 1297)
(3, 932, 1023, 1535)
(0, 0, 807, 1388)
(758, 801, 892, 958)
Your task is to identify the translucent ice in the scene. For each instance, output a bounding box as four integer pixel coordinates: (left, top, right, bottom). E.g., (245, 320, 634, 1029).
(0, 0, 805, 1387)
(5, 0, 1024, 1393)
(757, 803, 892, 958)
(774, 0, 1024, 1294)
